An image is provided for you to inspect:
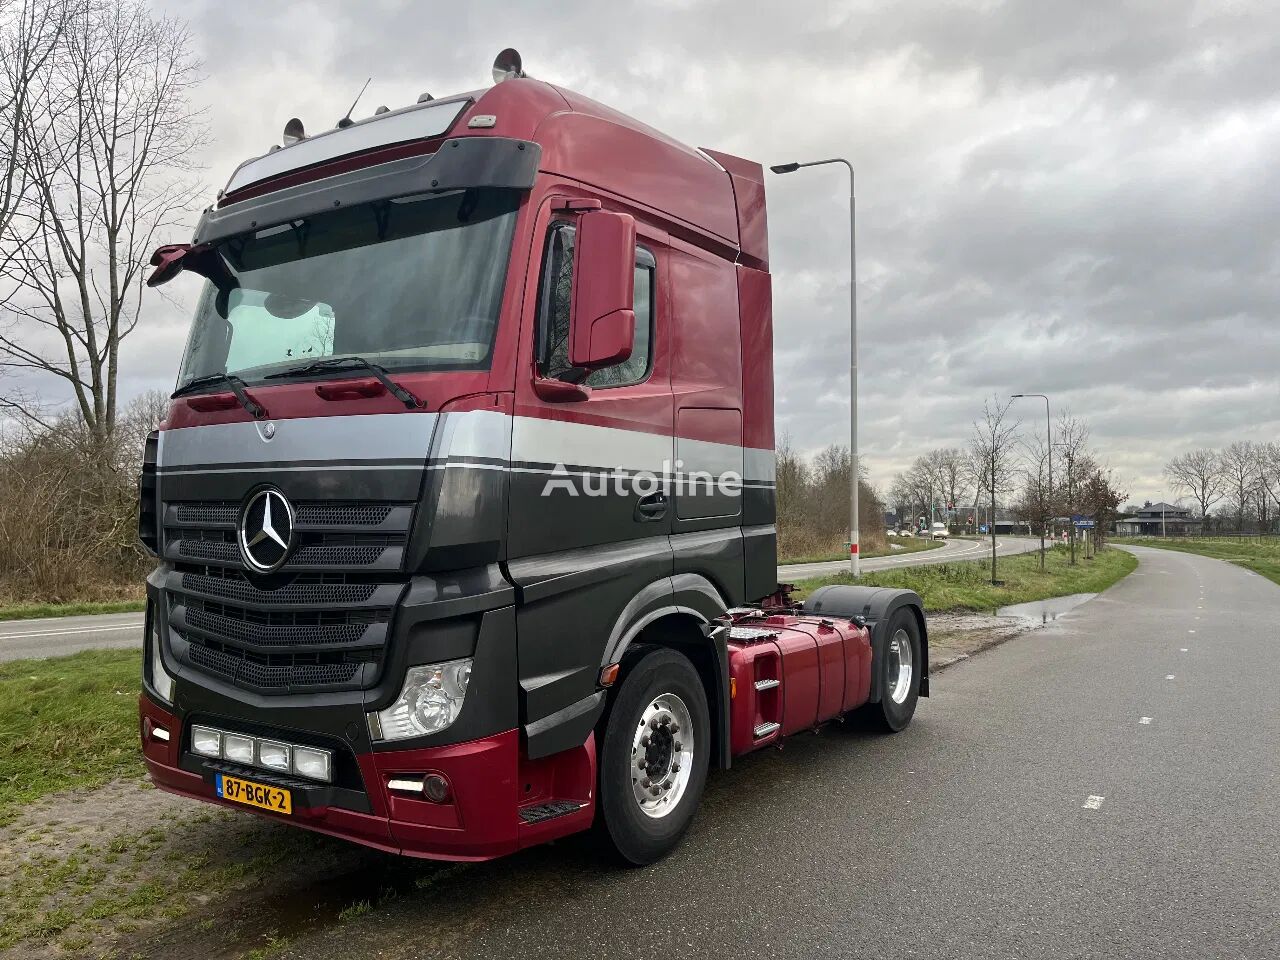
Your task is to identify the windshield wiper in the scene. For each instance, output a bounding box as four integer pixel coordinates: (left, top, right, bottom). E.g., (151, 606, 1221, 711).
(171, 373, 267, 420)
(264, 357, 423, 409)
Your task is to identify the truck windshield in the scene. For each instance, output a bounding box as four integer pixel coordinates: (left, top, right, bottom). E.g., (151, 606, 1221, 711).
(177, 188, 520, 389)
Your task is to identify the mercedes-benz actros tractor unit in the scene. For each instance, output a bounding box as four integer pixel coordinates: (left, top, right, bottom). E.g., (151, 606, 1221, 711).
(138, 50, 928, 865)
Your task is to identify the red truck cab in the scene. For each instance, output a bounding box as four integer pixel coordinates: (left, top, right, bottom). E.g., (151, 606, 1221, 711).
(138, 51, 927, 865)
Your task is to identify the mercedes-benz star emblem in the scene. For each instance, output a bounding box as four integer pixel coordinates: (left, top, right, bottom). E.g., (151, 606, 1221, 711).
(238, 488, 295, 573)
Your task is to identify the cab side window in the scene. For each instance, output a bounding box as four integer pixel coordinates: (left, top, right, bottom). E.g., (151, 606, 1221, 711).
(537, 222, 655, 387)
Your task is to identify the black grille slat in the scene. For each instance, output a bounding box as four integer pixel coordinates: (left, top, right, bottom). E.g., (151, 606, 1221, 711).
(297, 504, 394, 526)
(169, 532, 403, 570)
(175, 502, 238, 525)
(178, 539, 239, 562)
(290, 543, 389, 566)
(183, 607, 372, 648)
(180, 569, 380, 607)
(169, 501, 398, 529)
(187, 640, 364, 689)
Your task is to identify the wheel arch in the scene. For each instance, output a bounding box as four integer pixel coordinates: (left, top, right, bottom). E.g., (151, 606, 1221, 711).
(803, 585, 931, 701)
(603, 574, 732, 771)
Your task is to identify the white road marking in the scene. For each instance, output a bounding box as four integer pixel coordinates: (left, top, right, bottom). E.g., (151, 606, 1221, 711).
(1083, 796, 1106, 810)
(1188, 629, 1196, 634)
(1139, 717, 1153, 724)
(1180, 648, 1188, 652)
(1165, 675, 1176, 680)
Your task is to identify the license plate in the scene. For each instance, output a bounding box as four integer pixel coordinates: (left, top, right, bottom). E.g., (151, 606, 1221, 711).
(216, 773, 292, 814)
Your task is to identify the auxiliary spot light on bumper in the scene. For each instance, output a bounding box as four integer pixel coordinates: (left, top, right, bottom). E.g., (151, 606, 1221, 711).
(190, 725, 333, 783)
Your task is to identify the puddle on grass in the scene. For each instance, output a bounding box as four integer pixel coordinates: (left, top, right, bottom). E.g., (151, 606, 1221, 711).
(996, 592, 1097, 626)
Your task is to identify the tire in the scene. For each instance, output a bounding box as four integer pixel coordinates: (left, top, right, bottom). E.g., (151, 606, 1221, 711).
(859, 610, 921, 733)
(597, 646, 710, 866)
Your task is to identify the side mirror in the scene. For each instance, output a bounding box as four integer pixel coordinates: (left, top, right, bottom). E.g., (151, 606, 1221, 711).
(147, 244, 193, 287)
(569, 211, 636, 369)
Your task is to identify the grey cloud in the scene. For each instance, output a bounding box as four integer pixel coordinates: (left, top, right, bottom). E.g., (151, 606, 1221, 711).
(114, 0, 1280, 504)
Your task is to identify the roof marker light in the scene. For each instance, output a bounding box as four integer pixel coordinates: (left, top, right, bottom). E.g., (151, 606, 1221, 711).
(492, 48, 525, 84)
(417, 92, 434, 103)
(283, 117, 306, 145)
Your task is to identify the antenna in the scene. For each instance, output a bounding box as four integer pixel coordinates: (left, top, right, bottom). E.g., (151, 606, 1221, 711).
(337, 77, 372, 128)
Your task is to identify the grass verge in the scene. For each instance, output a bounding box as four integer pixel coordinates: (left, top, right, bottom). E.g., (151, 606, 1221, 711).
(1112, 537, 1280, 588)
(780, 537, 944, 565)
(795, 544, 1137, 612)
(0, 649, 144, 826)
(0, 599, 145, 622)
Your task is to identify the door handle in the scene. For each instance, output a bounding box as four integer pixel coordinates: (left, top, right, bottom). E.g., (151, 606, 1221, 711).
(634, 492, 667, 522)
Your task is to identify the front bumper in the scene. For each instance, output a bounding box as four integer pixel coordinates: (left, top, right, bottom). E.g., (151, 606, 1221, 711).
(139, 694, 595, 861)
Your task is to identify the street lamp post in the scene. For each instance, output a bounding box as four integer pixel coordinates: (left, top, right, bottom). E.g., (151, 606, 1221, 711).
(1011, 393, 1052, 567)
(771, 158, 858, 576)
(1054, 442, 1077, 565)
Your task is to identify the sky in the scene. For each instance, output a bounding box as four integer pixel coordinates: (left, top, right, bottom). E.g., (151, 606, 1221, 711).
(106, 0, 1280, 500)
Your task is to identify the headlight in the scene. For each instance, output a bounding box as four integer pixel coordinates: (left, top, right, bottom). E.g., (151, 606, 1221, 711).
(369, 659, 472, 741)
(149, 614, 176, 703)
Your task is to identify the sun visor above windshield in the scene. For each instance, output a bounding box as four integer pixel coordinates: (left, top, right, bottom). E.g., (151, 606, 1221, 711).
(223, 98, 471, 196)
(193, 137, 541, 247)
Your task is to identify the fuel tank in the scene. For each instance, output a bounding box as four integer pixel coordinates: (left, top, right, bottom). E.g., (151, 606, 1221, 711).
(724, 610, 872, 757)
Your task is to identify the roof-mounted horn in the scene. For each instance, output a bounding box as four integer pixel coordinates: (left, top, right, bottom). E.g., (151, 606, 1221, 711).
(491, 48, 526, 84)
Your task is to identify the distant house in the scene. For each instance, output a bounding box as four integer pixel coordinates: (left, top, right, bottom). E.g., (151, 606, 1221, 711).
(1114, 501, 1203, 536)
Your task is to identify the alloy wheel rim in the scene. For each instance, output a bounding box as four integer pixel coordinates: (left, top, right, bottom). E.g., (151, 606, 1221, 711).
(630, 693, 694, 819)
(887, 627, 913, 704)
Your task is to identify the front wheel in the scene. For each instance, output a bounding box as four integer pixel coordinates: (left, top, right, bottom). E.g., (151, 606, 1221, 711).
(597, 647, 710, 866)
(859, 610, 921, 733)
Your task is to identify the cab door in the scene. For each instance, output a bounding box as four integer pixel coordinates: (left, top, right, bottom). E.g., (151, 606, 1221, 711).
(507, 195, 674, 757)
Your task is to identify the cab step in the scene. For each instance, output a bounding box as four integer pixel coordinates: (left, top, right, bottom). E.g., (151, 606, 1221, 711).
(518, 800, 587, 824)
(753, 721, 781, 739)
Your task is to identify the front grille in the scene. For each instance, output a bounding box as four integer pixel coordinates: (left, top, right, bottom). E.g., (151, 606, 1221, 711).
(162, 498, 412, 694)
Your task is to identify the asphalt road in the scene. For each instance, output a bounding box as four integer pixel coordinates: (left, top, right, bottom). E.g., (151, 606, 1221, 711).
(0, 537, 1043, 662)
(255, 544, 1278, 960)
(779, 533, 1042, 580)
(0, 611, 146, 662)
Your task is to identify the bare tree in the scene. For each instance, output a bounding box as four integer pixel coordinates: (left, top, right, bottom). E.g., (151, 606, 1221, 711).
(1164, 449, 1225, 522)
(1258, 442, 1280, 535)
(0, 0, 204, 440)
(1219, 441, 1260, 533)
(0, 0, 68, 239)
(970, 396, 1020, 583)
(926, 447, 967, 526)
(1053, 414, 1091, 563)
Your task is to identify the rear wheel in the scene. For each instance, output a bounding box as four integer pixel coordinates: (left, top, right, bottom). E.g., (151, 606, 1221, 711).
(860, 610, 921, 732)
(597, 647, 710, 866)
